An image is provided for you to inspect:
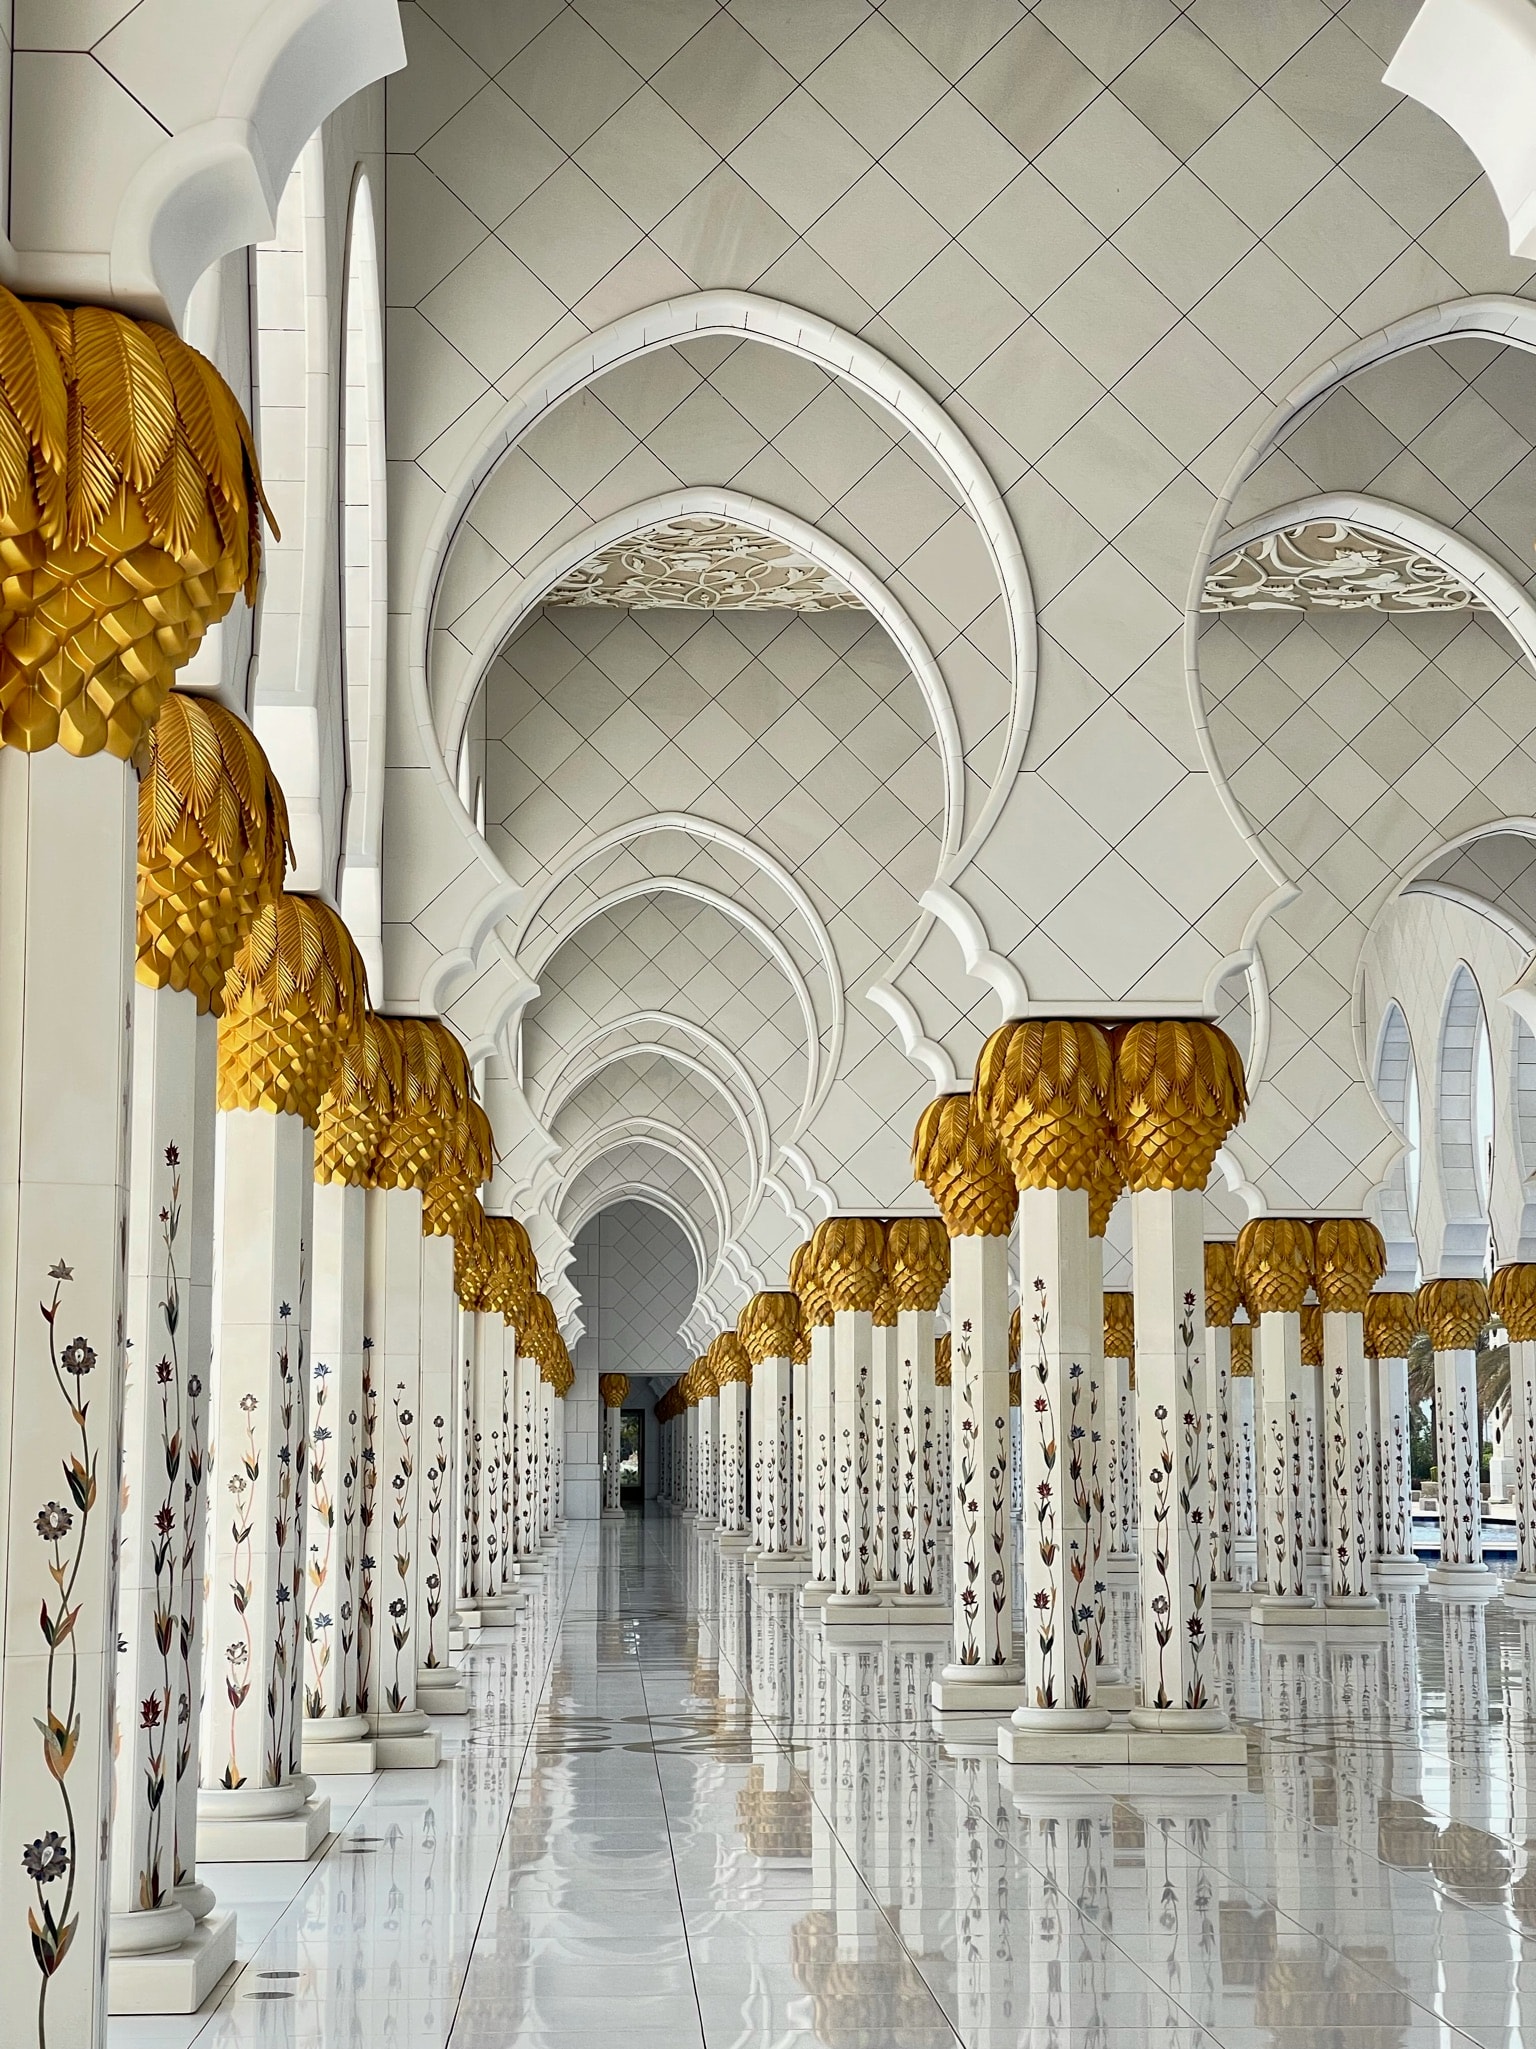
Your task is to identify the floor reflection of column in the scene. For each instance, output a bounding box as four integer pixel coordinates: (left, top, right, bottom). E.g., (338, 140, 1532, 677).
(1005, 1777, 1112, 2038)
(949, 1744, 1014, 2045)
(1433, 1598, 1517, 2043)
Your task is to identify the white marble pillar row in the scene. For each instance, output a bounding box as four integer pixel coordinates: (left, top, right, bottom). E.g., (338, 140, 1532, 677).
(360, 1187, 440, 1765)
(200, 1106, 329, 1859)
(1006, 1185, 1109, 1748)
(1366, 1296, 1424, 1587)
(1239, 1218, 1316, 1622)
(416, 1228, 467, 1712)
(302, 1180, 374, 1773)
(111, 986, 235, 2011)
(0, 748, 136, 2048)
(1127, 1184, 1236, 1749)
(1419, 1278, 1494, 1597)
(1493, 1267, 1536, 1606)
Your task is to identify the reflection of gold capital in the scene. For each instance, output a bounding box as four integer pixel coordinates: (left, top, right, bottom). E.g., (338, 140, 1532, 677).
(217, 894, 364, 1126)
(598, 1373, 630, 1409)
(1491, 1263, 1536, 1344)
(976, 1017, 1114, 1191)
(1230, 1320, 1253, 1376)
(911, 1092, 1017, 1236)
(816, 1216, 887, 1314)
(933, 1333, 951, 1386)
(0, 292, 268, 760)
(1204, 1241, 1239, 1327)
(1103, 1291, 1134, 1361)
(1112, 1019, 1246, 1192)
(739, 1290, 803, 1365)
(1313, 1218, 1387, 1314)
(137, 692, 290, 1012)
(886, 1216, 949, 1311)
(1417, 1276, 1488, 1352)
(1363, 1291, 1419, 1360)
(1235, 1217, 1313, 1316)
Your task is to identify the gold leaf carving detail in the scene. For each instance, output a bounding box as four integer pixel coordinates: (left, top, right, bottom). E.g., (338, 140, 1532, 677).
(216, 893, 364, 1127)
(911, 1092, 1017, 1237)
(1313, 1218, 1387, 1315)
(975, 1018, 1114, 1193)
(1417, 1277, 1488, 1352)
(1111, 1019, 1247, 1193)
(1491, 1264, 1536, 1345)
(1103, 1292, 1135, 1361)
(1235, 1218, 1313, 1318)
(886, 1216, 949, 1312)
(1204, 1241, 1239, 1327)
(934, 1333, 950, 1387)
(739, 1290, 803, 1366)
(815, 1216, 887, 1315)
(1363, 1291, 1419, 1361)
(599, 1373, 630, 1409)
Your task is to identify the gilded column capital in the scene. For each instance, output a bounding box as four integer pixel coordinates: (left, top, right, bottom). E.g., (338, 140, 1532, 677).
(137, 691, 290, 1013)
(1103, 1291, 1135, 1361)
(815, 1216, 887, 1315)
(1313, 1218, 1387, 1315)
(1230, 1321, 1253, 1376)
(886, 1215, 949, 1312)
(422, 1102, 495, 1239)
(487, 1216, 537, 1327)
(739, 1290, 803, 1365)
(934, 1333, 951, 1387)
(911, 1091, 1017, 1236)
(1088, 1152, 1125, 1239)
(372, 1017, 473, 1191)
(1110, 1019, 1247, 1192)
(1009, 1366, 1022, 1407)
(1300, 1304, 1323, 1368)
(1008, 1304, 1021, 1367)
(0, 292, 269, 759)
(1363, 1291, 1419, 1360)
(315, 1010, 402, 1186)
(974, 1017, 1115, 1192)
(599, 1373, 630, 1410)
(453, 1198, 490, 1310)
(1204, 1241, 1240, 1327)
(217, 893, 365, 1126)
(695, 1358, 720, 1399)
(708, 1332, 752, 1386)
(789, 1238, 832, 1330)
(1235, 1217, 1313, 1317)
(1417, 1277, 1489, 1352)
(1491, 1264, 1536, 1344)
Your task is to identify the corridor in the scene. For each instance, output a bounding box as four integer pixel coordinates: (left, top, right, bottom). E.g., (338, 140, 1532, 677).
(112, 1517, 1536, 2049)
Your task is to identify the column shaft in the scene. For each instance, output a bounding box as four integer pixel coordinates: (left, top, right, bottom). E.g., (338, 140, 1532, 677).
(1322, 1309, 1377, 1605)
(1256, 1310, 1310, 1607)
(869, 1319, 897, 1586)
(416, 1232, 465, 1710)
(830, 1309, 875, 1602)
(894, 1306, 939, 1601)
(938, 1230, 1019, 1692)
(805, 1324, 834, 1592)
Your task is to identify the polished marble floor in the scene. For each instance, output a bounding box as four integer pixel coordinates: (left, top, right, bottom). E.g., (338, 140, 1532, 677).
(109, 1516, 1536, 2048)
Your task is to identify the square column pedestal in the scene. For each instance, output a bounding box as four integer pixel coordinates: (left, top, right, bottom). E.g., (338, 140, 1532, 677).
(197, 1778, 331, 1862)
(108, 1910, 238, 2016)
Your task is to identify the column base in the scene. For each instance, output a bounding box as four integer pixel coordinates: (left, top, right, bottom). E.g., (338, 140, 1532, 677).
(931, 1667, 1024, 1715)
(1127, 1704, 1247, 1764)
(1211, 1582, 1255, 1612)
(366, 1707, 443, 1768)
(450, 1606, 481, 1632)
(998, 1709, 1121, 1766)
(1373, 1555, 1428, 1586)
(1500, 1572, 1536, 1610)
(478, 1593, 526, 1624)
(800, 1579, 835, 1610)
(749, 1550, 809, 1584)
(513, 1553, 547, 1576)
(1103, 1553, 1140, 1586)
(717, 1528, 752, 1551)
(887, 1593, 951, 1628)
(197, 1784, 331, 1863)
(1428, 1562, 1501, 1601)
(108, 1908, 237, 2015)
(1320, 1595, 1388, 1631)
(1250, 1594, 1322, 1628)
(601, 1505, 625, 1521)
(416, 1667, 470, 1714)
(302, 1713, 378, 1775)
(823, 1590, 896, 1622)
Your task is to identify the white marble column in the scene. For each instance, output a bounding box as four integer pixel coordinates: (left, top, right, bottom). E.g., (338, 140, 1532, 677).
(712, 1336, 751, 1547)
(822, 1216, 887, 1621)
(200, 1104, 329, 1858)
(1229, 1319, 1256, 1564)
(1420, 1278, 1495, 1597)
(0, 750, 136, 2048)
(1316, 1221, 1387, 1621)
(694, 1366, 719, 1528)
(360, 1186, 440, 1765)
(803, 1317, 835, 1605)
(1102, 1294, 1136, 1584)
(599, 1375, 627, 1519)
(870, 1305, 899, 1590)
(749, 1326, 795, 1566)
(1204, 1241, 1245, 1612)
(111, 986, 235, 2009)
(469, 1311, 502, 1614)
(888, 1215, 948, 1625)
(416, 1227, 467, 1712)
(1007, 1186, 1109, 1747)
(1493, 1267, 1536, 1605)
(302, 1179, 374, 1771)
(684, 1384, 701, 1519)
(1239, 1218, 1316, 1622)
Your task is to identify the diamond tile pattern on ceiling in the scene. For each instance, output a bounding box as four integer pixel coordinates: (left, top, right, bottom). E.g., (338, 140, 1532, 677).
(389, 0, 1536, 1232)
(554, 1057, 753, 1211)
(564, 1144, 720, 1269)
(567, 1197, 699, 1385)
(1417, 831, 1536, 943)
(1202, 604, 1536, 1212)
